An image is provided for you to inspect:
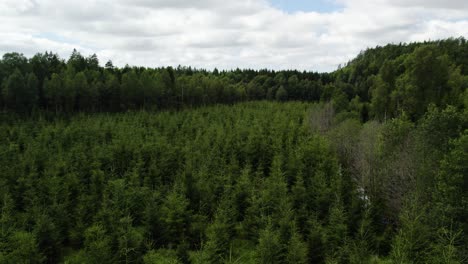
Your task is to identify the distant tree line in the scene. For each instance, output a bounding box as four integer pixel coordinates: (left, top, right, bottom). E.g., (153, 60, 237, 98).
(2, 37, 466, 120)
(0, 49, 327, 114)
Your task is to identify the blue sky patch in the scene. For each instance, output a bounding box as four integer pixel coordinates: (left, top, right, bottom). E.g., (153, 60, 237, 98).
(269, 0, 341, 13)
(34, 32, 77, 44)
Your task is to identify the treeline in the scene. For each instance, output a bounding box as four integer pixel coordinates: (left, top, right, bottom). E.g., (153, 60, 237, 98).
(1, 38, 468, 121)
(0, 50, 326, 114)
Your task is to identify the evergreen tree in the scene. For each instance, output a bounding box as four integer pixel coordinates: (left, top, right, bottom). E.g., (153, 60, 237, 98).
(43, 73, 62, 112)
(0, 231, 44, 264)
(286, 229, 308, 264)
(160, 188, 191, 246)
(433, 132, 468, 244)
(275, 86, 288, 101)
(82, 224, 114, 264)
(255, 223, 282, 264)
(143, 249, 181, 264)
(1, 69, 37, 112)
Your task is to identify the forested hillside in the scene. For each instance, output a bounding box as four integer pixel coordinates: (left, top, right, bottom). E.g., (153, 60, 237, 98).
(0, 38, 467, 263)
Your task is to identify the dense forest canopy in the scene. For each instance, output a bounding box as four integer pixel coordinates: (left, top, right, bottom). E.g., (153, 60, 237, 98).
(0, 38, 467, 263)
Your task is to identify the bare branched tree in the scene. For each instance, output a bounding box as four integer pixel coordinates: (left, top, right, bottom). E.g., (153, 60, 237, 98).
(309, 101, 335, 134)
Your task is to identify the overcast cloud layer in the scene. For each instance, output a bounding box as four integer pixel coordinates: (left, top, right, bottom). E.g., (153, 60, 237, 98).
(1, 0, 467, 72)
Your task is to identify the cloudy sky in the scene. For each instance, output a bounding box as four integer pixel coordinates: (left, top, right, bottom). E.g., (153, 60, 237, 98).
(1, 0, 468, 72)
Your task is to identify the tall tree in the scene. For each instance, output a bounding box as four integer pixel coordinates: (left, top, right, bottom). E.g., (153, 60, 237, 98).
(43, 73, 62, 112)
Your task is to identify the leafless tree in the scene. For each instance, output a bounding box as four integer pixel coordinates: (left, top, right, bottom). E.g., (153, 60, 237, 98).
(308, 101, 335, 134)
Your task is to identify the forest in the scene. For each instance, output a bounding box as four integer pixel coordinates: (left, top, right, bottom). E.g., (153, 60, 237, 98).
(0, 38, 467, 263)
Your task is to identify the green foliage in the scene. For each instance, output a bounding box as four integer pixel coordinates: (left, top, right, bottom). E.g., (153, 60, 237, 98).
(255, 223, 282, 264)
(275, 86, 288, 101)
(2, 69, 37, 112)
(433, 131, 468, 240)
(160, 188, 191, 247)
(44, 72, 62, 112)
(390, 195, 431, 263)
(143, 249, 181, 264)
(286, 230, 308, 264)
(323, 200, 349, 262)
(0, 102, 377, 262)
(370, 76, 391, 120)
(1, 38, 468, 263)
(0, 231, 44, 264)
(83, 224, 114, 264)
(201, 193, 236, 263)
(415, 105, 467, 193)
(337, 37, 468, 120)
(2, 38, 468, 119)
(427, 228, 464, 264)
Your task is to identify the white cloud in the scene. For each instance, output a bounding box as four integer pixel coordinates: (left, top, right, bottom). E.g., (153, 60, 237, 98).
(386, 0, 468, 10)
(0, 0, 467, 72)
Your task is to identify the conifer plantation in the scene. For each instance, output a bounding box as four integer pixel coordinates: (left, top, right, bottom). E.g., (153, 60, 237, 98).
(0, 38, 467, 263)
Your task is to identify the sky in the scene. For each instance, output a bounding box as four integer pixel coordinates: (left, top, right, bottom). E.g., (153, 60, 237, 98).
(1, 0, 468, 72)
